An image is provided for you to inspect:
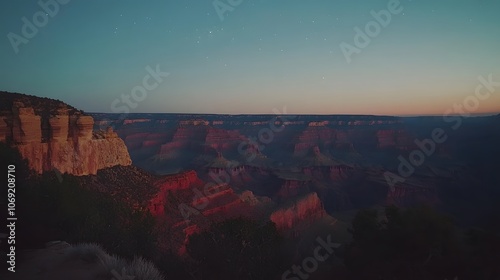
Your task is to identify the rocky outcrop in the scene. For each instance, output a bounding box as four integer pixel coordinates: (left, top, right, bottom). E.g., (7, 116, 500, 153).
(156, 126, 208, 157)
(151, 175, 258, 255)
(14, 136, 131, 176)
(12, 104, 42, 143)
(0, 93, 131, 175)
(270, 192, 326, 231)
(148, 170, 202, 215)
(205, 127, 245, 151)
(293, 127, 337, 156)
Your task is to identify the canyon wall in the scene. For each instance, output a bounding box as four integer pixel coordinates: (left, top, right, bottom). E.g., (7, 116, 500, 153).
(148, 170, 202, 215)
(0, 94, 131, 175)
(270, 192, 326, 231)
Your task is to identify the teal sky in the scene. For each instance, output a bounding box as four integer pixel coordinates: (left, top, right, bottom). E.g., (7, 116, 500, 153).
(1, 0, 499, 115)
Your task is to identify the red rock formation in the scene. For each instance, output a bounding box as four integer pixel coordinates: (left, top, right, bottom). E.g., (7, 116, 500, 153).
(148, 170, 202, 215)
(49, 110, 69, 142)
(205, 127, 245, 151)
(156, 126, 208, 157)
(293, 127, 336, 156)
(178, 224, 200, 255)
(293, 127, 365, 156)
(122, 118, 151, 125)
(12, 103, 42, 143)
(151, 175, 257, 255)
(1, 101, 131, 175)
(119, 132, 170, 162)
(270, 192, 326, 231)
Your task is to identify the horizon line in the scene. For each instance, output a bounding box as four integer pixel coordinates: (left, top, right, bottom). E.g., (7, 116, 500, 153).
(86, 111, 500, 118)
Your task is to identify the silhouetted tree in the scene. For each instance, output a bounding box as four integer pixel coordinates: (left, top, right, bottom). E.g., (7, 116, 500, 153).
(187, 217, 288, 280)
(344, 205, 462, 280)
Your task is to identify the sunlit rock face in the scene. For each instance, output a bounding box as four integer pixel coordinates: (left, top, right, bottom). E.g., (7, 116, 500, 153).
(148, 170, 201, 216)
(12, 103, 42, 144)
(0, 93, 131, 175)
(143, 169, 260, 256)
(72, 115, 94, 140)
(270, 192, 326, 231)
(49, 110, 69, 142)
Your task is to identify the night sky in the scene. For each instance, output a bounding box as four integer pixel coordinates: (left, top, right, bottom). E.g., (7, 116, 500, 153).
(1, 0, 499, 115)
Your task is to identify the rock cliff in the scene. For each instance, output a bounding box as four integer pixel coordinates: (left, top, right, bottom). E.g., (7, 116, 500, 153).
(270, 192, 326, 231)
(0, 92, 131, 175)
(148, 170, 202, 215)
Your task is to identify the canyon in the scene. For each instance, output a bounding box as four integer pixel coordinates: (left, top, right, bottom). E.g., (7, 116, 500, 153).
(2, 91, 499, 259)
(93, 111, 500, 227)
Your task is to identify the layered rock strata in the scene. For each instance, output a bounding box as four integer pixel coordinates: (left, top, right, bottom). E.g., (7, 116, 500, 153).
(0, 95, 131, 175)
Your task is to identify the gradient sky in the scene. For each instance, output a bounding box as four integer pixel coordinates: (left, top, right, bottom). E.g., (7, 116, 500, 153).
(1, 0, 499, 115)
